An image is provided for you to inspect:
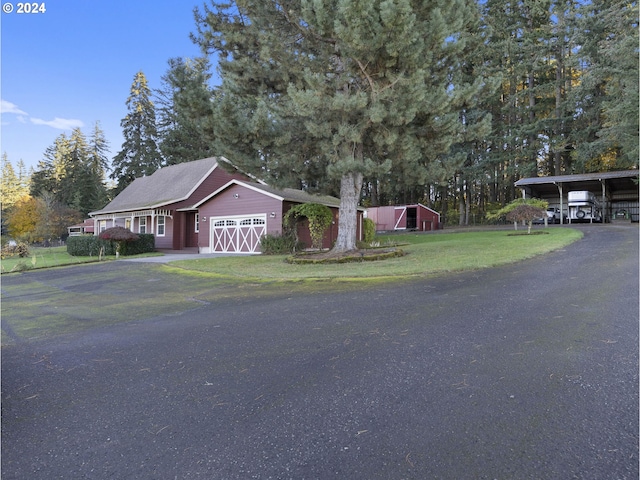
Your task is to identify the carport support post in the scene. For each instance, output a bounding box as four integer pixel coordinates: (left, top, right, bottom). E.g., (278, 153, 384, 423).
(555, 182, 564, 224)
(601, 179, 607, 222)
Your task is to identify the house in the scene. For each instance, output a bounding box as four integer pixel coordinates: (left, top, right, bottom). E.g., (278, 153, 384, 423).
(367, 204, 441, 232)
(88, 158, 363, 254)
(67, 218, 95, 236)
(89, 157, 249, 250)
(194, 180, 363, 253)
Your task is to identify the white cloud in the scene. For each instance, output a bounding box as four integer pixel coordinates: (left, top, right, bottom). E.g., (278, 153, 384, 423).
(30, 117, 85, 130)
(1, 99, 28, 116)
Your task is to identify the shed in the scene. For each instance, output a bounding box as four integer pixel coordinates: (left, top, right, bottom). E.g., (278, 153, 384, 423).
(515, 170, 639, 223)
(367, 204, 441, 232)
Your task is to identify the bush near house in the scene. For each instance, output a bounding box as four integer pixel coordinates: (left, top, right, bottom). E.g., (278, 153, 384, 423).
(363, 218, 376, 244)
(66, 234, 155, 257)
(260, 233, 303, 254)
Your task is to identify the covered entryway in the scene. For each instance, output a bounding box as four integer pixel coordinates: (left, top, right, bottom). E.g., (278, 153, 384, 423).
(210, 214, 267, 253)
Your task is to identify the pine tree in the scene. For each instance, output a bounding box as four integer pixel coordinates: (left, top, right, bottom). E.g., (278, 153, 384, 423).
(1, 153, 23, 210)
(86, 122, 110, 211)
(30, 133, 70, 199)
(29, 127, 109, 217)
(568, 0, 639, 171)
(111, 71, 163, 192)
(156, 57, 216, 165)
(572, 0, 639, 170)
(194, 0, 490, 251)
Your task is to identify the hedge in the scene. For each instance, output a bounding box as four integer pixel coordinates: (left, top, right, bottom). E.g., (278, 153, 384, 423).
(66, 234, 155, 257)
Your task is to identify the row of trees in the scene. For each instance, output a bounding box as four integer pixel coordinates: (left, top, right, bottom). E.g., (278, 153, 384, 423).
(1, 124, 109, 241)
(2, 0, 636, 247)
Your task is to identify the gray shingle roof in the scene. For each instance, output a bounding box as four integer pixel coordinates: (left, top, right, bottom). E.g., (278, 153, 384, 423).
(244, 182, 342, 207)
(90, 157, 220, 215)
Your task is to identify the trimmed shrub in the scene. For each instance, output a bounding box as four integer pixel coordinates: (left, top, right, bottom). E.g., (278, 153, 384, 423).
(119, 234, 155, 255)
(260, 233, 301, 255)
(363, 217, 376, 244)
(66, 234, 155, 257)
(67, 235, 115, 256)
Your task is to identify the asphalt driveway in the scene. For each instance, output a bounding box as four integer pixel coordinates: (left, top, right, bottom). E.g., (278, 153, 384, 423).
(1, 224, 638, 479)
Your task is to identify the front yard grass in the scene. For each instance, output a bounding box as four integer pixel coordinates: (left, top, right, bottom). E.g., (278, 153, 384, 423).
(0, 228, 583, 344)
(0, 246, 162, 273)
(170, 228, 583, 281)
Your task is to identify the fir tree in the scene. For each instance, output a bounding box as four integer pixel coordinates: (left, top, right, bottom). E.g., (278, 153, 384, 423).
(156, 57, 215, 165)
(30, 133, 70, 199)
(194, 0, 490, 251)
(571, 0, 639, 170)
(1, 153, 22, 209)
(111, 71, 163, 192)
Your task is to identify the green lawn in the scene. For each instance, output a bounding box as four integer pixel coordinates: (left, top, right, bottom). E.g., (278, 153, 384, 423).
(0, 228, 583, 280)
(1, 228, 583, 343)
(0, 246, 161, 273)
(170, 228, 583, 281)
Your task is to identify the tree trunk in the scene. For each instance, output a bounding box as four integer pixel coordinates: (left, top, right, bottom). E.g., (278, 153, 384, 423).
(333, 171, 363, 253)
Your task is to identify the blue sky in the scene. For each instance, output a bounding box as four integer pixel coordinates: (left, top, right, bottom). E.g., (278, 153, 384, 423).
(1, 0, 218, 173)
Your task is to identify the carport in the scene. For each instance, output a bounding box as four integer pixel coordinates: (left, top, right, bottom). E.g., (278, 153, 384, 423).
(515, 170, 639, 223)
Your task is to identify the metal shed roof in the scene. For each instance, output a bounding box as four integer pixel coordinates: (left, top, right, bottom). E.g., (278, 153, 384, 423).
(515, 170, 639, 197)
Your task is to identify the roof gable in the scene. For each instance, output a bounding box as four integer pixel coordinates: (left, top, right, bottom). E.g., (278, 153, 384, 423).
(90, 157, 220, 215)
(194, 180, 343, 208)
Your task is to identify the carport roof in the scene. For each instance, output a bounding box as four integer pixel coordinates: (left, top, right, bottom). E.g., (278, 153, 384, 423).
(515, 170, 639, 197)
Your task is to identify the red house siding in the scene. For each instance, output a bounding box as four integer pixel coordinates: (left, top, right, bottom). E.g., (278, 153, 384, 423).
(168, 166, 248, 250)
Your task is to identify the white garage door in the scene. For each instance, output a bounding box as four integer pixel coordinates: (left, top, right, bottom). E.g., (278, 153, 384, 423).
(210, 215, 267, 253)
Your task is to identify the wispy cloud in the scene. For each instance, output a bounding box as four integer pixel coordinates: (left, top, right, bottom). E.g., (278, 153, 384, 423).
(2, 99, 84, 131)
(1, 99, 28, 116)
(31, 117, 84, 130)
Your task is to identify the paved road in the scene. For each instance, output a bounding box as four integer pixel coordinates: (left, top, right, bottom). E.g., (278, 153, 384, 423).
(2, 225, 638, 479)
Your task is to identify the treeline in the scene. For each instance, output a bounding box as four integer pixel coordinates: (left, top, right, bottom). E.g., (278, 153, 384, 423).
(2, 0, 637, 241)
(1, 123, 110, 241)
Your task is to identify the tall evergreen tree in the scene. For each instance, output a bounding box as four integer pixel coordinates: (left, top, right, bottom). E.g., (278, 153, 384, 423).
(1, 153, 24, 210)
(156, 57, 216, 164)
(30, 133, 70, 199)
(29, 127, 109, 217)
(86, 122, 111, 211)
(569, 0, 638, 171)
(111, 71, 163, 192)
(194, 0, 490, 251)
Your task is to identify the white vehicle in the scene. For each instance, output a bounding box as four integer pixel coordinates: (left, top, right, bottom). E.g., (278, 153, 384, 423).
(568, 191, 602, 222)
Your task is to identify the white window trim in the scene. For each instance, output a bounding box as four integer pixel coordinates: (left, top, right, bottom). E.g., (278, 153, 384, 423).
(139, 217, 146, 234)
(157, 216, 166, 237)
(195, 213, 199, 233)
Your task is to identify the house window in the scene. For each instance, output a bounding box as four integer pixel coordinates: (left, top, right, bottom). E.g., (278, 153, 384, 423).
(195, 213, 199, 233)
(125, 218, 131, 231)
(139, 217, 146, 234)
(99, 220, 107, 233)
(157, 216, 165, 236)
